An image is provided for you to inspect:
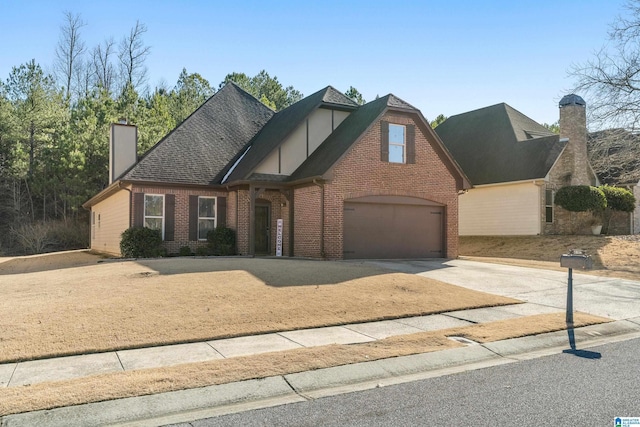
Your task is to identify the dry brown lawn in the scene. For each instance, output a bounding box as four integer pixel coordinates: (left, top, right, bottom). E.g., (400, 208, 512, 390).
(460, 235, 640, 281)
(0, 312, 608, 416)
(0, 252, 518, 363)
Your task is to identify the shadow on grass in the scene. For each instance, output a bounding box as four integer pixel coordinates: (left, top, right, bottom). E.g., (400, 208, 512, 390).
(459, 235, 610, 269)
(134, 257, 455, 287)
(0, 250, 102, 276)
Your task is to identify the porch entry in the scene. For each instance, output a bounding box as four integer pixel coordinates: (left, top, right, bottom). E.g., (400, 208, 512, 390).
(254, 201, 271, 255)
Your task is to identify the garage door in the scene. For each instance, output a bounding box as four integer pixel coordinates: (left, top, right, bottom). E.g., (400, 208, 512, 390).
(343, 196, 444, 259)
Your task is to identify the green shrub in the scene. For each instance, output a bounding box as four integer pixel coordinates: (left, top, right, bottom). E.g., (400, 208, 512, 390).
(599, 185, 636, 212)
(178, 246, 193, 256)
(195, 246, 210, 256)
(207, 226, 236, 256)
(554, 185, 607, 212)
(120, 227, 162, 258)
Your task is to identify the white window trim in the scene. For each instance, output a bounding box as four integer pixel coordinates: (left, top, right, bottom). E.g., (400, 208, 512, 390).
(198, 196, 217, 241)
(91, 211, 96, 240)
(144, 194, 165, 239)
(545, 189, 554, 223)
(389, 124, 406, 164)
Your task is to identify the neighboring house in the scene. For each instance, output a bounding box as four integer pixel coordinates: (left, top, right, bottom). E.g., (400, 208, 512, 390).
(435, 94, 600, 236)
(83, 83, 470, 259)
(588, 128, 640, 234)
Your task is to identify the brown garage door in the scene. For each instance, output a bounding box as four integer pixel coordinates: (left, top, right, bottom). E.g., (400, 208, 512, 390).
(343, 197, 444, 259)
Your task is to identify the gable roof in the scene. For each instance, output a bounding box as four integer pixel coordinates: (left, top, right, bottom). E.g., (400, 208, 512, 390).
(289, 94, 470, 189)
(220, 86, 358, 183)
(435, 103, 566, 185)
(288, 95, 394, 181)
(120, 83, 274, 185)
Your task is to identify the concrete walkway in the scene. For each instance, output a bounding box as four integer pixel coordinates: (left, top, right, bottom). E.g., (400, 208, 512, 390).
(0, 302, 559, 388)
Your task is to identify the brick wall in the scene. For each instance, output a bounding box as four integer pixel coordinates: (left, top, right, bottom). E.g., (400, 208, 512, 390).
(545, 101, 599, 235)
(293, 185, 322, 257)
(301, 111, 460, 259)
(131, 185, 228, 254)
(559, 103, 593, 186)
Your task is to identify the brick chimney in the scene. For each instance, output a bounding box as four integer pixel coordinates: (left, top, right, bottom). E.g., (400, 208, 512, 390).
(558, 94, 591, 185)
(109, 121, 138, 184)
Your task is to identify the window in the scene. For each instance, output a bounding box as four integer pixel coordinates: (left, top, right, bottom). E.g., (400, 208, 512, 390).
(198, 197, 216, 240)
(545, 189, 554, 223)
(144, 194, 164, 237)
(91, 212, 96, 239)
(388, 124, 406, 163)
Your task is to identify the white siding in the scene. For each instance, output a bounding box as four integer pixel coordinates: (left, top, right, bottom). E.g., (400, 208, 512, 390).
(280, 123, 307, 175)
(333, 110, 349, 128)
(308, 108, 332, 153)
(91, 189, 130, 255)
(459, 182, 541, 236)
(253, 108, 351, 176)
(254, 149, 279, 174)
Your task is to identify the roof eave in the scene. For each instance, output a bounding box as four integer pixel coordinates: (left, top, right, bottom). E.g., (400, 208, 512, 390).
(82, 180, 129, 209)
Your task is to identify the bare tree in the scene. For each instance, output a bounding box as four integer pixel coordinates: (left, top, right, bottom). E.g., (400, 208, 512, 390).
(54, 11, 86, 102)
(588, 128, 640, 184)
(118, 20, 151, 92)
(92, 38, 116, 94)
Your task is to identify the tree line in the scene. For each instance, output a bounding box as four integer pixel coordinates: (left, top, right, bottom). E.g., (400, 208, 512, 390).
(0, 12, 340, 255)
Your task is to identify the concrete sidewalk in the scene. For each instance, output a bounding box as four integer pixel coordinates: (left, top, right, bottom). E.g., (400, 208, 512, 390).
(3, 320, 640, 427)
(0, 302, 559, 388)
(3, 259, 640, 426)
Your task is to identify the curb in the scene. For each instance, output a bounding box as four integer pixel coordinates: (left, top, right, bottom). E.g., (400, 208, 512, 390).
(2, 320, 640, 427)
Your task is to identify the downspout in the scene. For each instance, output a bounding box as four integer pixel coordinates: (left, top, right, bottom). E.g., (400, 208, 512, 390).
(118, 182, 133, 227)
(226, 185, 240, 255)
(313, 179, 325, 258)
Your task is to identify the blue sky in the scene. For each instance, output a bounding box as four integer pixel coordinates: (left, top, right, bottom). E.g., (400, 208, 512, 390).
(0, 0, 627, 126)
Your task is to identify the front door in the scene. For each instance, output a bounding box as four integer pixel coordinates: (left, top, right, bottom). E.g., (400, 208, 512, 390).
(254, 204, 270, 254)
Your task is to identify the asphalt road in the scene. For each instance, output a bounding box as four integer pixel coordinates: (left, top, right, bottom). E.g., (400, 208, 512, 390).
(168, 337, 640, 427)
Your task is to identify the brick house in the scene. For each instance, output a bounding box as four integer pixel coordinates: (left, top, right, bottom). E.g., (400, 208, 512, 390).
(435, 94, 605, 236)
(83, 83, 470, 259)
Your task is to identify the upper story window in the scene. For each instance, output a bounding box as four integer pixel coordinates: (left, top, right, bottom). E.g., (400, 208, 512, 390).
(388, 124, 406, 163)
(144, 194, 164, 238)
(198, 197, 216, 240)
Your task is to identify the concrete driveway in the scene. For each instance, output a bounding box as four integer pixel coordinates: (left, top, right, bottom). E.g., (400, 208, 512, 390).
(361, 259, 640, 321)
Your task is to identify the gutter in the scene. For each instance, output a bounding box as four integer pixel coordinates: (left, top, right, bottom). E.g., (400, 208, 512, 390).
(470, 178, 547, 189)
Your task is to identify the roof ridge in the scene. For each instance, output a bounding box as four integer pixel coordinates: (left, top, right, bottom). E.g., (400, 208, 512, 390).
(321, 85, 359, 107)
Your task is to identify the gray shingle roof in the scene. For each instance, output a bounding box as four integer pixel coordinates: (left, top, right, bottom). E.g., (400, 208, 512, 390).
(435, 103, 565, 185)
(221, 86, 357, 183)
(120, 83, 274, 185)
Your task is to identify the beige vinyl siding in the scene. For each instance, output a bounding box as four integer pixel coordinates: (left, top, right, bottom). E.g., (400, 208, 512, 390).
(254, 149, 279, 174)
(458, 182, 541, 236)
(280, 123, 307, 175)
(308, 108, 332, 153)
(254, 108, 352, 176)
(91, 189, 130, 255)
(333, 110, 349, 128)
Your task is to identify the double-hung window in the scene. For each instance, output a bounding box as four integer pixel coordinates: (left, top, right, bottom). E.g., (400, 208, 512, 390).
(388, 124, 406, 163)
(144, 194, 164, 238)
(545, 189, 554, 223)
(198, 197, 216, 240)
